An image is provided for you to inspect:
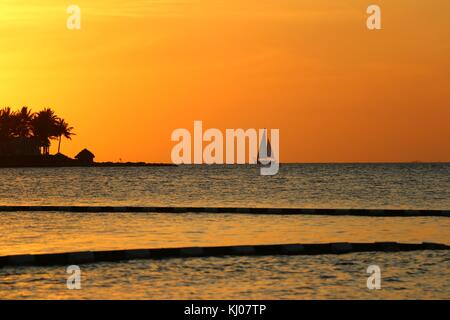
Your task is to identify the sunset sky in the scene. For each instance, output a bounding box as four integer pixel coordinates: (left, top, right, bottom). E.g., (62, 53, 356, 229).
(1, 0, 449, 162)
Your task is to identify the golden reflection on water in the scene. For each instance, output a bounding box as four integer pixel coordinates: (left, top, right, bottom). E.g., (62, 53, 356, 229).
(0, 212, 449, 256)
(1, 251, 449, 299)
(0, 165, 449, 299)
(1, 165, 449, 210)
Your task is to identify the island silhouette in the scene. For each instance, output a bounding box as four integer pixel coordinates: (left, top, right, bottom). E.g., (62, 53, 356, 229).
(0, 107, 172, 167)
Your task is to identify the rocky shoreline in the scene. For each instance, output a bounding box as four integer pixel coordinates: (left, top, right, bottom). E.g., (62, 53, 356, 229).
(0, 155, 175, 168)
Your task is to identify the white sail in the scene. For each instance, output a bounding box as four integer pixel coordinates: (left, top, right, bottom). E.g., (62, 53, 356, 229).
(258, 129, 273, 164)
(259, 129, 268, 158)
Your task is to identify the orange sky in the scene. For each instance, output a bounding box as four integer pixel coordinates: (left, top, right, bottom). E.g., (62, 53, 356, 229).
(1, 0, 449, 162)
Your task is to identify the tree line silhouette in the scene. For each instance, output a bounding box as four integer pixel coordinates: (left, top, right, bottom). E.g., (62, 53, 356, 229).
(0, 107, 75, 155)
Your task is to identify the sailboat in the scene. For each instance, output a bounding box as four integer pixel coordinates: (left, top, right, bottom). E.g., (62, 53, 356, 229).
(257, 128, 275, 165)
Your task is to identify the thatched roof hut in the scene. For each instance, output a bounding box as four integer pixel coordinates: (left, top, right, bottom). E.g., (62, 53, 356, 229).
(75, 148, 95, 164)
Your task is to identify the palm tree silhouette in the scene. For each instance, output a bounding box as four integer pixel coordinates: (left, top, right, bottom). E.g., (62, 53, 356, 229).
(13, 107, 33, 138)
(55, 118, 75, 154)
(31, 108, 59, 155)
(0, 107, 14, 143)
(1, 107, 75, 156)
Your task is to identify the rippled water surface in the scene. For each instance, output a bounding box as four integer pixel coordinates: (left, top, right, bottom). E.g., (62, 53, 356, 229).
(0, 164, 449, 209)
(0, 164, 449, 299)
(1, 251, 449, 299)
(1, 212, 449, 256)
